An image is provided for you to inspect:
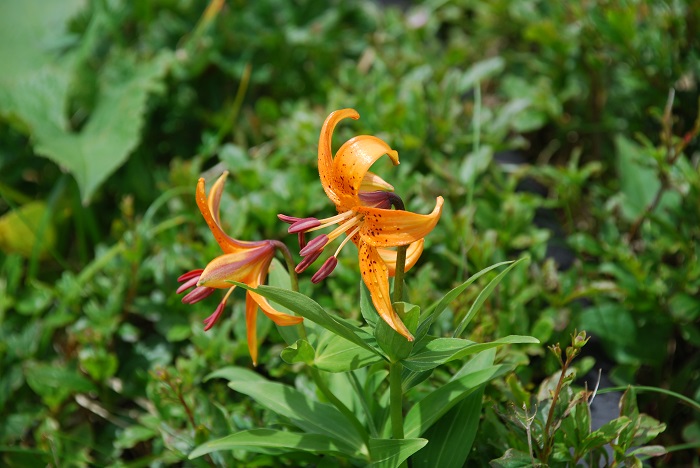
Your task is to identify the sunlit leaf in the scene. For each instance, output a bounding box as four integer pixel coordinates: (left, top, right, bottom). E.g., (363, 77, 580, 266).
(368, 437, 427, 468)
(190, 429, 347, 459)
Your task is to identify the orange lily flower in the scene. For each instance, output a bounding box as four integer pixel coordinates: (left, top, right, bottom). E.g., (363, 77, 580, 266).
(280, 109, 443, 341)
(177, 172, 302, 365)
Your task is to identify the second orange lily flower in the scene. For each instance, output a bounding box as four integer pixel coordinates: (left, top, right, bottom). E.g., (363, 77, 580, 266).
(280, 109, 443, 341)
(178, 172, 302, 365)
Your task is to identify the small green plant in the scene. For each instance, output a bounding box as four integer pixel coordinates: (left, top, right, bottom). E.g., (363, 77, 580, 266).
(492, 331, 667, 467)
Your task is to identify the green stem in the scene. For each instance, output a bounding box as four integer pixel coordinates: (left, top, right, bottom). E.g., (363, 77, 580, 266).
(389, 362, 404, 440)
(392, 245, 407, 304)
(273, 240, 306, 342)
(272, 240, 299, 293)
(275, 240, 364, 442)
(388, 198, 407, 465)
(390, 194, 408, 305)
(541, 352, 575, 462)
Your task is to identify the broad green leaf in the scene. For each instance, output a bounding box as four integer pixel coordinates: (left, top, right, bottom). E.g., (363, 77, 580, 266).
(228, 379, 367, 457)
(0, 0, 84, 83)
(632, 414, 666, 446)
(115, 426, 158, 450)
(404, 364, 509, 438)
(53, 52, 171, 202)
(615, 135, 658, 221)
(189, 429, 347, 459)
(416, 260, 516, 339)
(412, 350, 495, 468)
(614, 135, 678, 222)
(454, 257, 528, 337)
(234, 283, 385, 359)
(0, 3, 172, 203)
(375, 302, 420, 361)
(281, 339, 316, 366)
(490, 448, 538, 467)
(403, 335, 538, 372)
(24, 361, 96, 411)
(581, 417, 631, 453)
(368, 437, 427, 468)
(314, 331, 383, 372)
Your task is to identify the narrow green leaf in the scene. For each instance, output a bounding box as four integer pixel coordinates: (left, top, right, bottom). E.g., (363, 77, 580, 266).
(189, 429, 347, 459)
(627, 445, 667, 458)
(412, 350, 495, 468)
(403, 335, 539, 372)
(360, 280, 378, 327)
(459, 56, 505, 92)
(368, 438, 428, 468)
(416, 260, 516, 339)
(204, 366, 266, 384)
(404, 364, 510, 438)
(454, 257, 528, 337)
(228, 379, 367, 457)
(233, 283, 385, 358)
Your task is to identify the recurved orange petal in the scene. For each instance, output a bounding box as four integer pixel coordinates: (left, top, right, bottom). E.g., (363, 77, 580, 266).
(196, 175, 258, 254)
(359, 243, 413, 341)
(332, 135, 399, 211)
(357, 196, 444, 247)
(377, 239, 425, 276)
(318, 109, 360, 206)
(245, 292, 259, 366)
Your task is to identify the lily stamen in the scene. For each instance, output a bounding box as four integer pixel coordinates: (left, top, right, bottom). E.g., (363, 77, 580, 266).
(295, 249, 323, 273)
(334, 225, 361, 257)
(311, 256, 339, 283)
(326, 214, 363, 242)
(304, 210, 357, 232)
(299, 234, 329, 257)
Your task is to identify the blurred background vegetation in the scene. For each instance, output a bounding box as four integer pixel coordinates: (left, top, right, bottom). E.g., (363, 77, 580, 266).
(0, 0, 698, 465)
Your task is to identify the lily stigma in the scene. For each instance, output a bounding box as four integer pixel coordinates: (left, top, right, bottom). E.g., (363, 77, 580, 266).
(178, 172, 302, 365)
(280, 109, 443, 341)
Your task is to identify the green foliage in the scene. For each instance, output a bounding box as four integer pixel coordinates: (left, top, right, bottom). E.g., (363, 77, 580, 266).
(1, 0, 698, 465)
(492, 333, 670, 466)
